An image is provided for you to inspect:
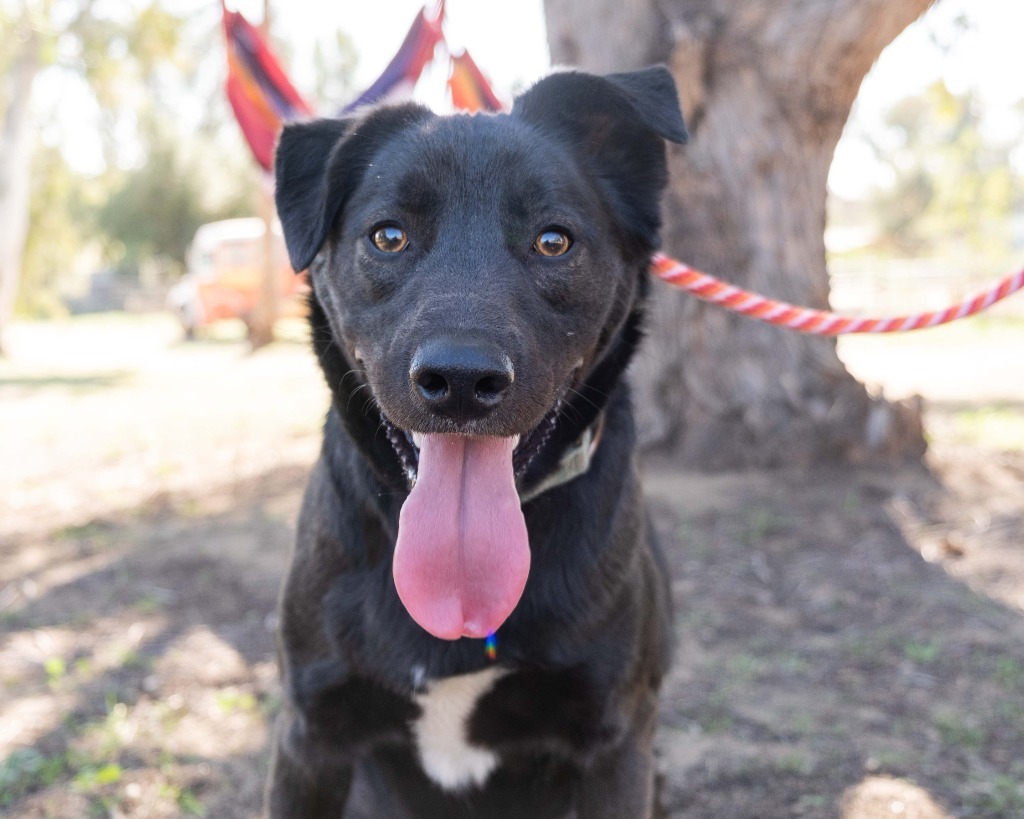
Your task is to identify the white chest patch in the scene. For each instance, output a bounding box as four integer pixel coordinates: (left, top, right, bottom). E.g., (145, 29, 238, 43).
(411, 666, 507, 791)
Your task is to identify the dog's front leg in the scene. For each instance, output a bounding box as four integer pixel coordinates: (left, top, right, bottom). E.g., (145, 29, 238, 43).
(575, 689, 659, 819)
(265, 704, 353, 819)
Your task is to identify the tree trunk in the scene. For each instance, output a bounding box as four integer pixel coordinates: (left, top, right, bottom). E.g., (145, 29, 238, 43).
(544, 0, 931, 468)
(0, 21, 39, 357)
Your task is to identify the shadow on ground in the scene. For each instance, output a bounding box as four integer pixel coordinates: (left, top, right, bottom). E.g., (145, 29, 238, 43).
(3, 453, 1024, 817)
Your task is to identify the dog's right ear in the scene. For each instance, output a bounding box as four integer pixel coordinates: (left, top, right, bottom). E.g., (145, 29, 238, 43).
(274, 118, 353, 273)
(274, 106, 432, 272)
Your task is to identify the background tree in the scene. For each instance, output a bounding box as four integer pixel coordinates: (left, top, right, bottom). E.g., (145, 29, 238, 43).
(544, 0, 934, 467)
(867, 81, 1021, 261)
(96, 121, 253, 281)
(0, 0, 182, 353)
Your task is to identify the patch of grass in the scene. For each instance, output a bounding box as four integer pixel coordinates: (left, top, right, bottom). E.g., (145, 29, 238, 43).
(55, 519, 115, 544)
(161, 783, 208, 816)
(741, 506, 786, 544)
(696, 691, 734, 734)
(842, 488, 862, 515)
(261, 689, 284, 718)
(951, 405, 1024, 450)
(44, 656, 67, 687)
(214, 687, 258, 714)
(0, 748, 66, 806)
(132, 593, 163, 614)
(683, 533, 714, 560)
(994, 700, 1024, 741)
(903, 638, 941, 664)
(995, 657, 1024, 689)
(844, 627, 900, 667)
(867, 749, 910, 771)
(788, 712, 815, 737)
(77, 698, 135, 758)
(0, 611, 23, 629)
(966, 775, 1024, 815)
(794, 793, 828, 812)
(72, 762, 122, 791)
(726, 653, 764, 684)
(774, 752, 815, 776)
(0, 372, 131, 394)
(773, 653, 812, 676)
(933, 709, 985, 749)
(118, 647, 151, 671)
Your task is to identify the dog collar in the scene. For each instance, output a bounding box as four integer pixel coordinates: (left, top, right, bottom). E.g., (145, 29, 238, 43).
(519, 412, 606, 504)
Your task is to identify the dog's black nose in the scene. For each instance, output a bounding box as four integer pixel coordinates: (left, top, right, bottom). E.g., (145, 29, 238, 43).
(410, 339, 514, 423)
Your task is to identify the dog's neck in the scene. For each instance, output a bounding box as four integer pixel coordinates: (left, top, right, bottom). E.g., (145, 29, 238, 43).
(519, 412, 605, 503)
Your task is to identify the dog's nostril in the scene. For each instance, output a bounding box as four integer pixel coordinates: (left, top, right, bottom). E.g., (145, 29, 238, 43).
(410, 340, 514, 422)
(474, 373, 511, 404)
(415, 371, 449, 401)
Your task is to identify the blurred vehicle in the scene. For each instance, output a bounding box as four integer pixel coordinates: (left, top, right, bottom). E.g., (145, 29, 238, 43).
(167, 217, 308, 337)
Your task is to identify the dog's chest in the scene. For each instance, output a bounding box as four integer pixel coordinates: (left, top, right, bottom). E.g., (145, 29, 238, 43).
(410, 666, 506, 791)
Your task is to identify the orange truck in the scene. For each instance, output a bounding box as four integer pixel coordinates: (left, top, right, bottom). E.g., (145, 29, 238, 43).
(167, 217, 308, 337)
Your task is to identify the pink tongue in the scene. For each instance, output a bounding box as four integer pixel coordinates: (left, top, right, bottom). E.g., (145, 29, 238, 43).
(393, 434, 530, 640)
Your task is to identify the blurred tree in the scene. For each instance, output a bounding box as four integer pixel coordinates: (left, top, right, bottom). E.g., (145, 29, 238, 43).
(96, 122, 253, 278)
(312, 30, 359, 109)
(0, 0, 182, 354)
(19, 143, 90, 317)
(544, 0, 933, 467)
(869, 81, 1021, 259)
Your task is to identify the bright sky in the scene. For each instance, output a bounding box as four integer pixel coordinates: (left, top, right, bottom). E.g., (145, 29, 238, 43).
(254, 0, 551, 101)
(830, 0, 1024, 198)
(32, 0, 1024, 200)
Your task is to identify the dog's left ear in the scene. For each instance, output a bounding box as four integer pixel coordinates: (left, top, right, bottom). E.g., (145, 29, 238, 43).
(513, 66, 687, 249)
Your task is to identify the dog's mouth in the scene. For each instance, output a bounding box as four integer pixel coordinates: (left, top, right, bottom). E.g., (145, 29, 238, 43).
(382, 400, 562, 644)
(382, 400, 561, 488)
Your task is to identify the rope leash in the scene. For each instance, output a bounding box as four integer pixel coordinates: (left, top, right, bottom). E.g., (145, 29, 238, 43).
(650, 253, 1024, 335)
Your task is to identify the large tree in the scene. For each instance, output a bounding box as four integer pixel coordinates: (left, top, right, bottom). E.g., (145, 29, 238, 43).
(0, 9, 37, 353)
(544, 0, 933, 467)
(0, 0, 181, 353)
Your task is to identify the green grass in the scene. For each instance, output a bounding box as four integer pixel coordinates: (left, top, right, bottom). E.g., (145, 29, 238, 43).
(995, 657, 1024, 689)
(950, 405, 1024, 450)
(933, 709, 986, 749)
(0, 749, 67, 806)
(903, 638, 942, 664)
(967, 775, 1024, 815)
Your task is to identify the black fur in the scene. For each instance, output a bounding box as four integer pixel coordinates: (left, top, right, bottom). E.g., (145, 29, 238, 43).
(267, 66, 686, 818)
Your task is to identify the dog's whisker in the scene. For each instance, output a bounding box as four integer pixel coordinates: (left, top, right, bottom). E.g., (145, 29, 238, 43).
(362, 395, 381, 417)
(565, 387, 603, 414)
(346, 383, 370, 413)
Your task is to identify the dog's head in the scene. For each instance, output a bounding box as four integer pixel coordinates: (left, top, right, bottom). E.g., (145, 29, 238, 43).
(275, 67, 686, 641)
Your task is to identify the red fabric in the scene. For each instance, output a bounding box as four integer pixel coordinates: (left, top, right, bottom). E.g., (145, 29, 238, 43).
(222, 4, 312, 171)
(449, 50, 504, 112)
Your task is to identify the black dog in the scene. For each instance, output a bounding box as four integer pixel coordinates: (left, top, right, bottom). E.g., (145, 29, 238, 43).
(267, 66, 687, 818)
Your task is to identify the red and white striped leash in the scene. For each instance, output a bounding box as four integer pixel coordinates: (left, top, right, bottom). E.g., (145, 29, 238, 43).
(650, 253, 1024, 335)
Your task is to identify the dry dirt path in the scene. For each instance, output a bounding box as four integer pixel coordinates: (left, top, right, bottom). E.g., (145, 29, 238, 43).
(1, 315, 1022, 817)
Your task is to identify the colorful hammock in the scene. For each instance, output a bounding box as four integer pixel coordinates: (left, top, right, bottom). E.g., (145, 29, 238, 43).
(340, 2, 447, 113)
(221, 4, 1023, 330)
(221, 2, 312, 171)
(222, 1, 502, 169)
(448, 49, 504, 113)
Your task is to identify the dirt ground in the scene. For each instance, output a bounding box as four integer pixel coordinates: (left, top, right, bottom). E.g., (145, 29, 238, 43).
(2, 314, 1023, 818)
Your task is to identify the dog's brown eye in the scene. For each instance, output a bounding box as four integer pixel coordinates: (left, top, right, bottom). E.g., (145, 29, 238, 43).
(534, 229, 572, 257)
(370, 225, 409, 253)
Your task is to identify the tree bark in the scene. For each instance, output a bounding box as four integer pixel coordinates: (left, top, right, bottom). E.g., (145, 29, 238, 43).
(544, 0, 932, 468)
(0, 21, 40, 356)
